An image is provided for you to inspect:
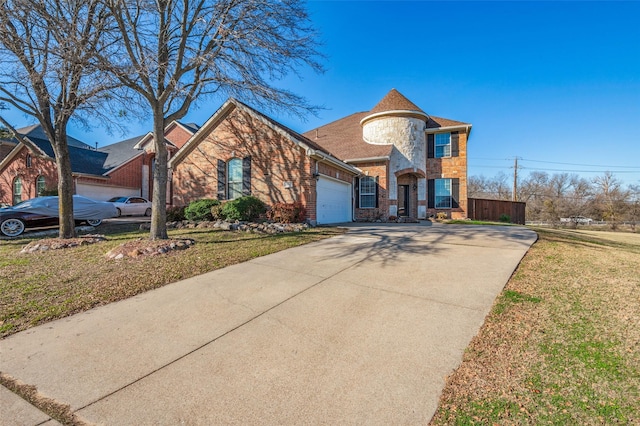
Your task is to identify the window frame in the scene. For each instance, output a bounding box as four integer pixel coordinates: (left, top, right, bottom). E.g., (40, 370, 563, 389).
(435, 178, 452, 209)
(359, 176, 376, 209)
(13, 177, 22, 205)
(227, 158, 243, 200)
(36, 176, 46, 196)
(435, 133, 451, 158)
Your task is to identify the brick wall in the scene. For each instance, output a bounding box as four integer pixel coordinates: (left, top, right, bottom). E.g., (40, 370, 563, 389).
(0, 147, 58, 204)
(426, 131, 468, 219)
(100, 155, 144, 189)
(173, 107, 324, 220)
(165, 125, 193, 149)
(353, 161, 389, 221)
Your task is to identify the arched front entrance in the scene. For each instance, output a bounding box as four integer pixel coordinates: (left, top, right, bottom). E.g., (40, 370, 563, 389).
(396, 174, 418, 218)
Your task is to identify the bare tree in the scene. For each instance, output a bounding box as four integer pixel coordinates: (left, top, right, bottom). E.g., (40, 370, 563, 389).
(102, 0, 323, 240)
(0, 0, 119, 238)
(627, 184, 639, 231)
(593, 171, 630, 229)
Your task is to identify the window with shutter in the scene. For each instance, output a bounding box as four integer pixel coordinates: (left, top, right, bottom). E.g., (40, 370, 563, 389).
(451, 132, 459, 157)
(227, 158, 243, 200)
(435, 133, 451, 158)
(242, 156, 251, 195)
(359, 176, 376, 208)
(217, 159, 226, 200)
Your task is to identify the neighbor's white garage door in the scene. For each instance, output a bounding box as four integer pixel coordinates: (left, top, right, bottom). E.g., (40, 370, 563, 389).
(316, 176, 352, 224)
(76, 183, 139, 201)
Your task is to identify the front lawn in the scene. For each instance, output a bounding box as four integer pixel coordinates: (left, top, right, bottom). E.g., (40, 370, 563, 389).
(431, 228, 640, 424)
(0, 223, 343, 338)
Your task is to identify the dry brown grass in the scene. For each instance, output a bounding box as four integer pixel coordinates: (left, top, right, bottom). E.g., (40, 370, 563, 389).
(0, 223, 343, 338)
(430, 227, 640, 425)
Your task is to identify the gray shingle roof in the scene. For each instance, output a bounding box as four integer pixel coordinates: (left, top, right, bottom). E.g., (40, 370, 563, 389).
(16, 124, 92, 149)
(303, 92, 470, 162)
(100, 135, 145, 171)
(27, 137, 110, 176)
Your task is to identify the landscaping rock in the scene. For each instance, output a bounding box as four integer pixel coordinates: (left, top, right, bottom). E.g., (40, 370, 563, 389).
(20, 234, 108, 254)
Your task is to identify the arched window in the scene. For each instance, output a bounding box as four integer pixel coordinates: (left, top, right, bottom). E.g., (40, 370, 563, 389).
(227, 158, 243, 200)
(26, 154, 32, 168)
(13, 177, 22, 205)
(36, 176, 46, 196)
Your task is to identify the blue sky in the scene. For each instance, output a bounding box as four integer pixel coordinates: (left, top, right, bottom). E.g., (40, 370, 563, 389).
(5, 1, 640, 187)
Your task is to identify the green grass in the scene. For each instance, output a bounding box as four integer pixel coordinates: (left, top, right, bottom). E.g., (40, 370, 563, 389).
(445, 219, 517, 226)
(0, 224, 343, 338)
(431, 228, 640, 425)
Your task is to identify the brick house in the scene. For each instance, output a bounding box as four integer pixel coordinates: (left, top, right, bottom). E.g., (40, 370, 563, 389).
(304, 89, 472, 220)
(169, 90, 470, 224)
(0, 122, 197, 205)
(169, 99, 361, 224)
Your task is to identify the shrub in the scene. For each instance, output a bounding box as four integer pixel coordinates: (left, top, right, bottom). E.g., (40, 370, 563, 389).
(210, 203, 224, 220)
(39, 188, 58, 196)
(499, 214, 511, 223)
(220, 196, 267, 221)
(267, 202, 307, 223)
(166, 206, 186, 222)
(184, 199, 220, 221)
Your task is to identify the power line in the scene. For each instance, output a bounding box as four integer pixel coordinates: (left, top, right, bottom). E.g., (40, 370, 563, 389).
(520, 158, 640, 169)
(519, 166, 640, 173)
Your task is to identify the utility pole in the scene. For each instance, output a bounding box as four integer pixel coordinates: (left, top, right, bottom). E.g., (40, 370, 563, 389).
(513, 157, 518, 202)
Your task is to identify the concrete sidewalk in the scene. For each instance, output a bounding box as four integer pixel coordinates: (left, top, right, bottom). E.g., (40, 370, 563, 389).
(1, 223, 537, 425)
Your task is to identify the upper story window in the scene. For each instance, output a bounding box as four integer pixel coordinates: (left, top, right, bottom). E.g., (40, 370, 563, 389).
(26, 154, 32, 168)
(36, 176, 46, 196)
(435, 133, 451, 158)
(13, 177, 22, 205)
(359, 176, 376, 208)
(227, 158, 243, 200)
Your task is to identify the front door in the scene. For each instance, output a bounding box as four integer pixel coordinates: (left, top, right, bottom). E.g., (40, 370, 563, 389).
(398, 184, 409, 217)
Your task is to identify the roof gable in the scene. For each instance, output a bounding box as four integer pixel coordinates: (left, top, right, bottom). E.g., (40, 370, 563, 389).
(169, 98, 360, 175)
(370, 88, 425, 115)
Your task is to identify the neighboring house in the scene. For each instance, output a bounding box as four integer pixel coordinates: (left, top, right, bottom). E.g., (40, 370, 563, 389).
(0, 122, 198, 205)
(304, 89, 471, 220)
(170, 99, 361, 224)
(131, 120, 199, 201)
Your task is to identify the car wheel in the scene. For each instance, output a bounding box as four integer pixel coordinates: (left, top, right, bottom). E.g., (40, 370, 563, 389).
(145, 208, 152, 217)
(1, 218, 25, 237)
(86, 219, 102, 227)
(116, 208, 122, 217)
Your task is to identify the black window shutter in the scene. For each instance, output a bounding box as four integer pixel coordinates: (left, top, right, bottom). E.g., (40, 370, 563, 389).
(451, 131, 459, 157)
(452, 178, 460, 208)
(217, 159, 226, 200)
(428, 179, 435, 209)
(242, 156, 251, 195)
(375, 176, 379, 208)
(355, 177, 360, 208)
(427, 134, 434, 158)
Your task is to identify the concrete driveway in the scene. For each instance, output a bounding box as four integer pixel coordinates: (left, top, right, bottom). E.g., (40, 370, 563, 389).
(1, 222, 537, 425)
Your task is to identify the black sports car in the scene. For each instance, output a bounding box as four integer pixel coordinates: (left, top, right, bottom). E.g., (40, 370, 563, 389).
(0, 195, 118, 237)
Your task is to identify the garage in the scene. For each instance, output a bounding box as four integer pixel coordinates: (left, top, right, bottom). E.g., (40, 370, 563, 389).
(316, 176, 352, 224)
(76, 183, 139, 201)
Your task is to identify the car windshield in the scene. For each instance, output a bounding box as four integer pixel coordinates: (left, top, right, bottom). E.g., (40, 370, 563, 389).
(108, 197, 128, 203)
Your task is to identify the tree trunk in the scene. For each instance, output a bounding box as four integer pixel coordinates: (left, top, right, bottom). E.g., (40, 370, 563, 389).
(149, 107, 168, 240)
(52, 126, 76, 239)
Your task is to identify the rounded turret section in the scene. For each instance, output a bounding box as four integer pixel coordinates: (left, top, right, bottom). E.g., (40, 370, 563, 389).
(360, 89, 428, 165)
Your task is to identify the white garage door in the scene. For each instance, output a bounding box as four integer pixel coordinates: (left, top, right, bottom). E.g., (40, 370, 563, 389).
(76, 183, 139, 201)
(316, 176, 352, 224)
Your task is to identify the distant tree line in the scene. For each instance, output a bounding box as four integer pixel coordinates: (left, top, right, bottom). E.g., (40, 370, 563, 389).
(469, 171, 640, 229)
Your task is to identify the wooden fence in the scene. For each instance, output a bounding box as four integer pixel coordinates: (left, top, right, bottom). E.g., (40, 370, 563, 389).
(467, 198, 526, 225)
